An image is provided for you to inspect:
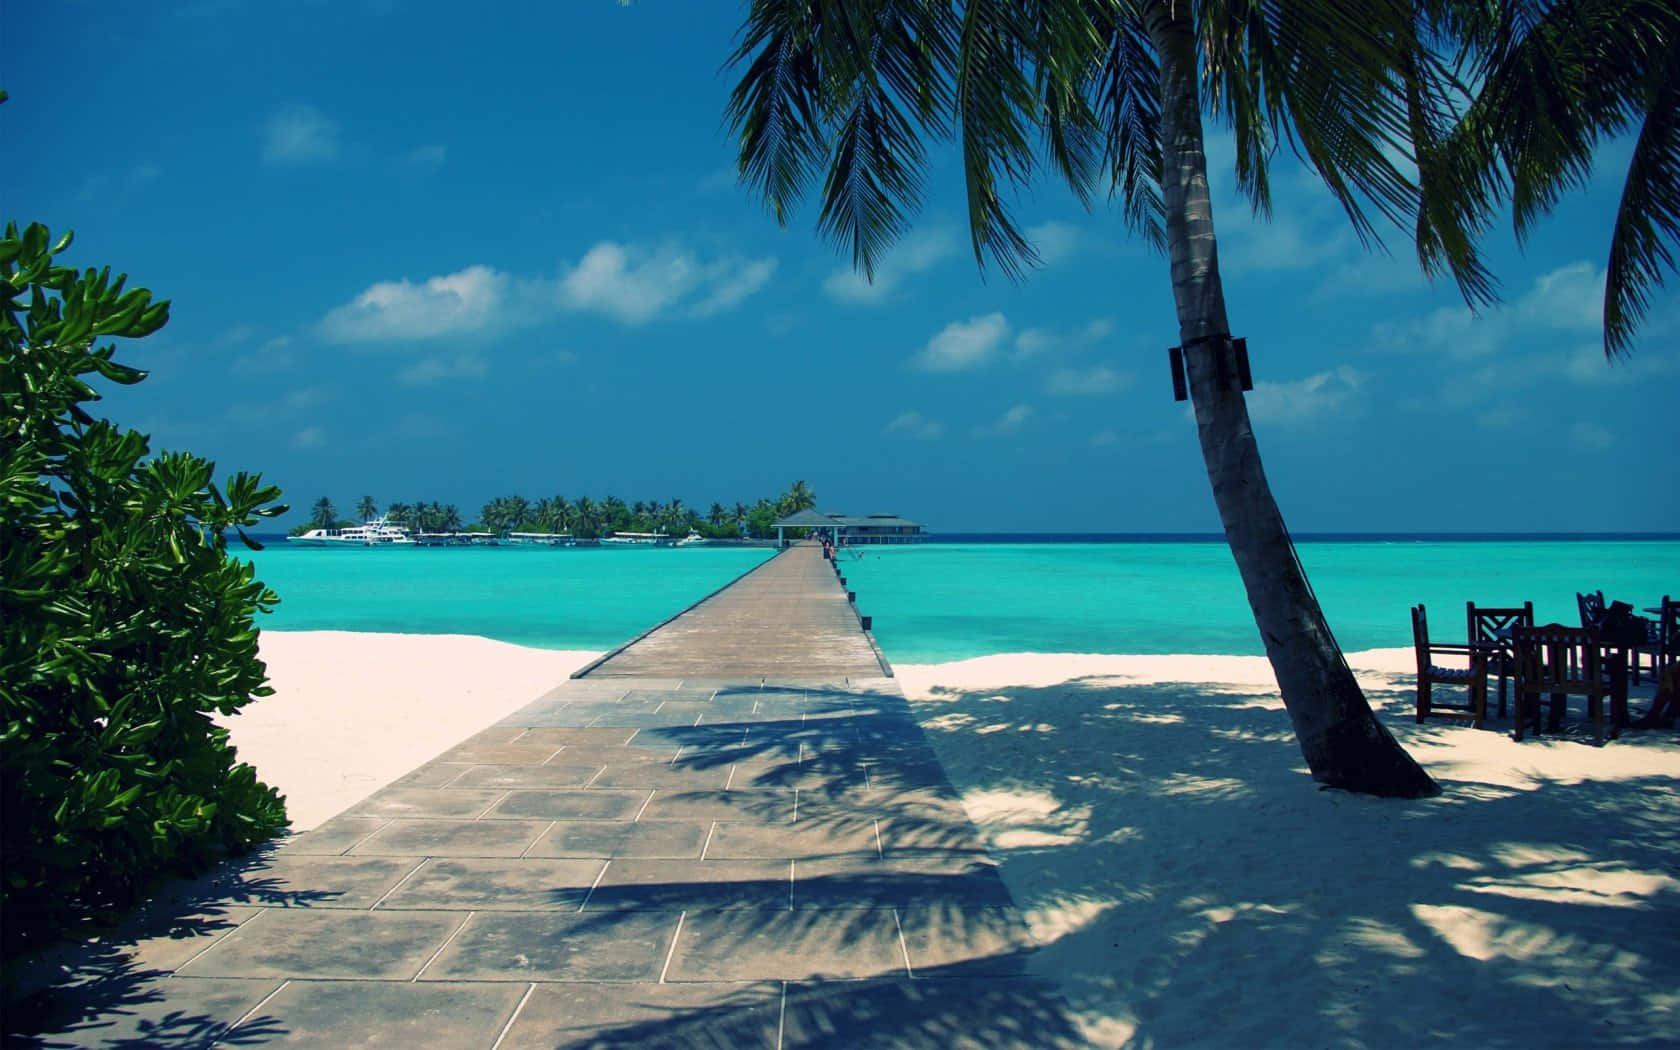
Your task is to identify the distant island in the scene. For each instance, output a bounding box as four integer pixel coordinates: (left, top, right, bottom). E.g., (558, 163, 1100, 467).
(289, 480, 818, 541)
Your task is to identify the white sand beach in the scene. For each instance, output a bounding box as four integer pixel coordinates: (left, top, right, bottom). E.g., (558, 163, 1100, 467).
(234, 632, 601, 829)
(231, 632, 1680, 1049)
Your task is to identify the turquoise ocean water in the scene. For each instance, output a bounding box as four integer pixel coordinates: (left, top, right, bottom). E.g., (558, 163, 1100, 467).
(243, 536, 1679, 664)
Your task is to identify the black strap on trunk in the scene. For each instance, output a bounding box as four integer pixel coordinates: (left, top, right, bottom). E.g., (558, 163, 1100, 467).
(1168, 334, 1252, 401)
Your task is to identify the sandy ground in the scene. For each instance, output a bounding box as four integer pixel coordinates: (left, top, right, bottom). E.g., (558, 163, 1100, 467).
(230, 632, 600, 829)
(231, 633, 1680, 1049)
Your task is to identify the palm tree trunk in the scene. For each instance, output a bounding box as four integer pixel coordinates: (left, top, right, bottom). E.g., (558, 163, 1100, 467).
(1145, 4, 1437, 797)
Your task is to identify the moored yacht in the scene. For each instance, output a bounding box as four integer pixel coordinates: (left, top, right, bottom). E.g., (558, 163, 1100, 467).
(599, 531, 673, 547)
(287, 518, 416, 547)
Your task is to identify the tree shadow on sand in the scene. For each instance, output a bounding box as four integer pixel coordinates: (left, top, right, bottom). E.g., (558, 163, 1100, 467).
(903, 667, 1680, 1048)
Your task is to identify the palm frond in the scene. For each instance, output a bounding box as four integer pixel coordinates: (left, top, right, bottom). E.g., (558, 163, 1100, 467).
(1400, 11, 1501, 308)
(726, 0, 959, 281)
(725, 0, 827, 224)
(1090, 4, 1164, 251)
(955, 0, 1043, 278)
(1222, 0, 1423, 252)
(1604, 40, 1680, 358)
(815, 77, 929, 278)
(1028, 0, 1106, 209)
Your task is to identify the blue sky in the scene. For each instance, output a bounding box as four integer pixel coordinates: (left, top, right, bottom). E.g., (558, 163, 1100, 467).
(8, 2, 1676, 533)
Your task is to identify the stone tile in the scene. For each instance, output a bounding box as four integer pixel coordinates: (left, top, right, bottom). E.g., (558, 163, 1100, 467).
(436, 732, 569, 765)
(389, 761, 475, 788)
(109, 904, 266, 972)
(780, 977, 1086, 1049)
(447, 763, 605, 789)
(664, 906, 908, 982)
(589, 760, 733, 790)
(876, 815, 988, 854)
(636, 724, 748, 750)
(730, 757, 867, 792)
(794, 856, 1013, 909)
(189, 854, 424, 910)
(224, 977, 529, 1049)
(349, 819, 550, 857)
(897, 904, 1035, 976)
(584, 858, 791, 912)
(174, 908, 466, 980)
(524, 728, 643, 749)
(274, 815, 387, 855)
(525, 819, 710, 860)
(420, 910, 680, 981)
(377, 857, 605, 911)
(705, 820, 880, 860)
(499, 981, 781, 1050)
(8, 975, 283, 1049)
(486, 789, 651, 821)
(347, 787, 506, 819)
(637, 789, 794, 824)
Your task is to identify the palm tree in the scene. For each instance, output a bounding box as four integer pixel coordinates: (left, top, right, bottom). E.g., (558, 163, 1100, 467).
(574, 496, 598, 538)
(387, 501, 413, 529)
(722, 0, 1495, 796)
(441, 504, 462, 532)
(777, 480, 816, 517)
(310, 497, 336, 530)
(709, 502, 728, 528)
(1430, 0, 1678, 358)
(505, 494, 532, 532)
(356, 495, 378, 523)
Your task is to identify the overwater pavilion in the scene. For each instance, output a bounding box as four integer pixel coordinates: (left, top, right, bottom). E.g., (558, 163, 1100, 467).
(771, 509, 927, 546)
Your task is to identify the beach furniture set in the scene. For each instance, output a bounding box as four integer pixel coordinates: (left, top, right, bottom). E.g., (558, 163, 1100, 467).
(1412, 594, 1678, 741)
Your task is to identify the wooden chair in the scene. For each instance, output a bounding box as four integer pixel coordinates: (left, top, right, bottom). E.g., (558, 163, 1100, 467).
(1413, 604, 1488, 728)
(1660, 597, 1679, 673)
(1510, 623, 1609, 742)
(1467, 601, 1533, 717)
(1577, 590, 1606, 629)
(1630, 595, 1674, 684)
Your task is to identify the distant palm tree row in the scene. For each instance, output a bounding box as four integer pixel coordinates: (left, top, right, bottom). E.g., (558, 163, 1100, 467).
(297, 480, 818, 541)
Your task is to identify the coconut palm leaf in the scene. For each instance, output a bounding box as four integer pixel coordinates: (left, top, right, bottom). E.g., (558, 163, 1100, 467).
(1440, 0, 1678, 357)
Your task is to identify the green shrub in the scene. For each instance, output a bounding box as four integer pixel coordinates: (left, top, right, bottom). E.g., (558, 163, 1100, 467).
(1, 222, 289, 959)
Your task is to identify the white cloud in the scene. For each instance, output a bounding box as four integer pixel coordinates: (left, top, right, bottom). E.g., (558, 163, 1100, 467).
(912, 313, 1010, 372)
(823, 228, 958, 304)
(1245, 365, 1365, 425)
(560, 242, 776, 324)
(1013, 317, 1115, 360)
(291, 426, 327, 449)
(320, 243, 776, 343)
(282, 385, 333, 410)
(1089, 429, 1119, 447)
(229, 335, 296, 375)
(263, 104, 341, 163)
(690, 258, 777, 317)
(972, 404, 1034, 437)
(1570, 421, 1614, 449)
(398, 354, 489, 386)
(319, 265, 510, 343)
(1514, 261, 1604, 332)
(1045, 364, 1133, 396)
(1027, 221, 1081, 265)
(1221, 210, 1355, 273)
(401, 144, 448, 169)
(884, 411, 944, 440)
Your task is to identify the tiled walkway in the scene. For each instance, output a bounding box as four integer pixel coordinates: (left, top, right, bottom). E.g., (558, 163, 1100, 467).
(8, 545, 1084, 1048)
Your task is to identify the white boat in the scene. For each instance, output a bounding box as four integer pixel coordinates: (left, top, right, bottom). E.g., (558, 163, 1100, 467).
(506, 532, 578, 547)
(599, 531, 672, 547)
(676, 530, 707, 547)
(287, 518, 416, 547)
